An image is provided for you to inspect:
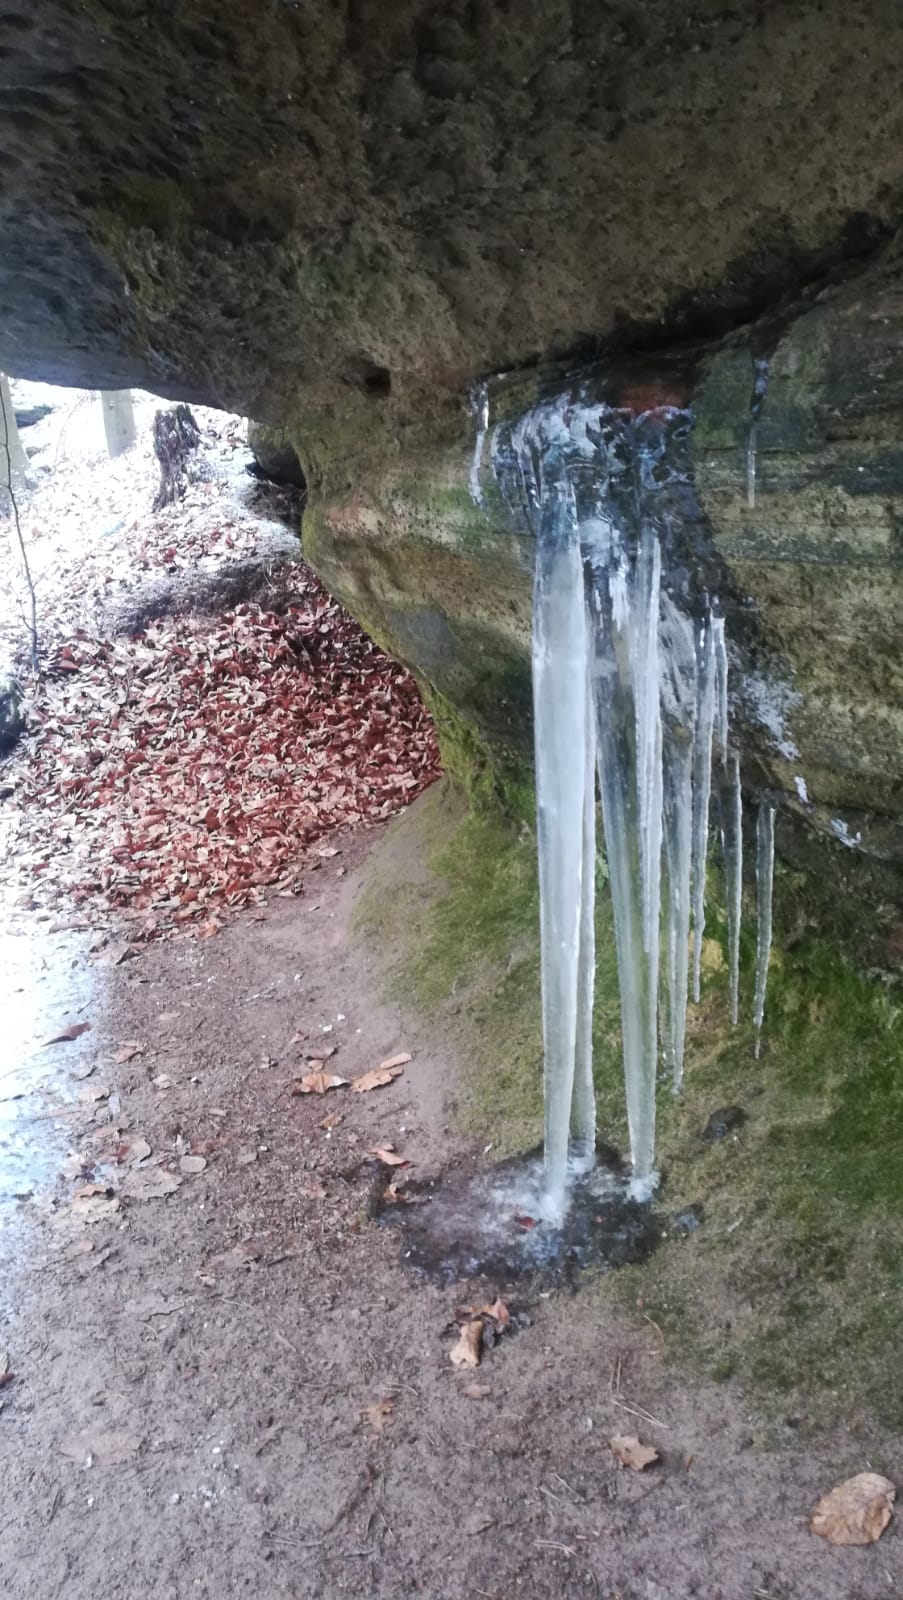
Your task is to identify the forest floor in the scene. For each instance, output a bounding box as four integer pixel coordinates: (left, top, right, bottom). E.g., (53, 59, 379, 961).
(0, 391, 900, 1600)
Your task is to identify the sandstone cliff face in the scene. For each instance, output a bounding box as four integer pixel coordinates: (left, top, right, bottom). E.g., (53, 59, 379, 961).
(1, 3, 902, 921)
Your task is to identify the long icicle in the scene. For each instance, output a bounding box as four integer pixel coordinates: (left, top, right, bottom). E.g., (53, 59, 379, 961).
(531, 459, 592, 1218)
(659, 598, 697, 1091)
(569, 655, 597, 1173)
(753, 802, 776, 1058)
(724, 753, 744, 1026)
(690, 616, 717, 1002)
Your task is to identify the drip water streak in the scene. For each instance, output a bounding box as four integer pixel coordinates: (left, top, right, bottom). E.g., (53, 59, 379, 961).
(745, 357, 770, 510)
(468, 382, 490, 507)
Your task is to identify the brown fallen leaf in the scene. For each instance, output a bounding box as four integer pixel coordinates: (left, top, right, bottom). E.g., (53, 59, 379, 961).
(69, 1193, 121, 1224)
(59, 1428, 141, 1466)
(460, 1298, 510, 1331)
(811, 1472, 895, 1546)
(74, 1182, 115, 1200)
(377, 1052, 413, 1071)
(450, 1320, 484, 1369)
(319, 1111, 344, 1130)
(609, 1434, 659, 1471)
(351, 1063, 406, 1093)
(292, 1071, 349, 1095)
(361, 1397, 394, 1435)
(121, 1167, 182, 1201)
(463, 1382, 492, 1399)
(179, 1154, 207, 1175)
(114, 1041, 146, 1064)
(45, 1021, 92, 1045)
(118, 1138, 152, 1166)
(369, 1145, 410, 1167)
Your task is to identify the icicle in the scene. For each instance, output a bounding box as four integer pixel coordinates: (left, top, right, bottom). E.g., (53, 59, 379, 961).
(468, 381, 489, 506)
(659, 597, 697, 1091)
(753, 802, 775, 1059)
(745, 357, 770, 510)
(713, 615, 729, 763)
(690, 616, 716, 1002)
(496, 394, 750, 1193)
(569, 664, 597, 1174)
(531, 457, 593, 1219)
(722, 753, 743, 1026)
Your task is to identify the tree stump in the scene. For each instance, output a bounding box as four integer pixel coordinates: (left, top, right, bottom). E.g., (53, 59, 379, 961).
(152, 404, 201, 510)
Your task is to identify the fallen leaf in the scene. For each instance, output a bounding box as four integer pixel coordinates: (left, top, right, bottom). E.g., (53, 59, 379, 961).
(45, 1021, 91, 1045)
(609, 1434, 659, 1471)
(59, 1428, 141, 1466)
(463, 1382, 492, 1399)
(75, 1182, 115, 1200)
(119, 1138, 151, 1165)
(179, 1154, 207, 1175)
(464, 1512, 495, 1535)
(121, 1167, 182, 1201)
(319, 1111, 344, 1130)
(114, 1041, 145, 1063)
(369, 1145, 410, 1168)
(811, 1472, 895, 1546)
(377, 1051, 413, 1071)
(450, 1320, 484, 1369)
(361, 1397, 394, 1434)
(460, 1298, 510, 1331)
(69, 1193, 121, 1223)
(352, 1053, 412, 1093)
(514, 1213, 536, 1230)
(292, 1071, 349, 1095)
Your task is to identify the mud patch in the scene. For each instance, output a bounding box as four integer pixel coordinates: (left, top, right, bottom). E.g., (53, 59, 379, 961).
(377, 1149, 661, 1287)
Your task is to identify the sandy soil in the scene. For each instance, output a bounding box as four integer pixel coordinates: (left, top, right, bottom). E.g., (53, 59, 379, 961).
(1, 829, 900, 1600)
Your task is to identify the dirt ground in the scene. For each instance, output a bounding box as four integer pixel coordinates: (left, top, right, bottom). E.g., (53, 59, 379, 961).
(1, 822, 901, 1600)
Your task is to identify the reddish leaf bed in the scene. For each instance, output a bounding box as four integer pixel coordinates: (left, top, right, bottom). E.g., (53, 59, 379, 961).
(5, 565, 440, 937)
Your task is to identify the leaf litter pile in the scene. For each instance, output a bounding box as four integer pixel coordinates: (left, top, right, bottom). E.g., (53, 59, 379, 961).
(3, 565, 440, 936)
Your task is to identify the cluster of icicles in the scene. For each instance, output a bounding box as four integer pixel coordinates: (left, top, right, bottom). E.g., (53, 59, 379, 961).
(484, 394, 776, 1220)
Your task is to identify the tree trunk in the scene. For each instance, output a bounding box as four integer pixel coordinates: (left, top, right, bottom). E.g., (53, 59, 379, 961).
(0, 374, 29, 487)
(101, 389, 137, 457)
(152, 403, 201, 510)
